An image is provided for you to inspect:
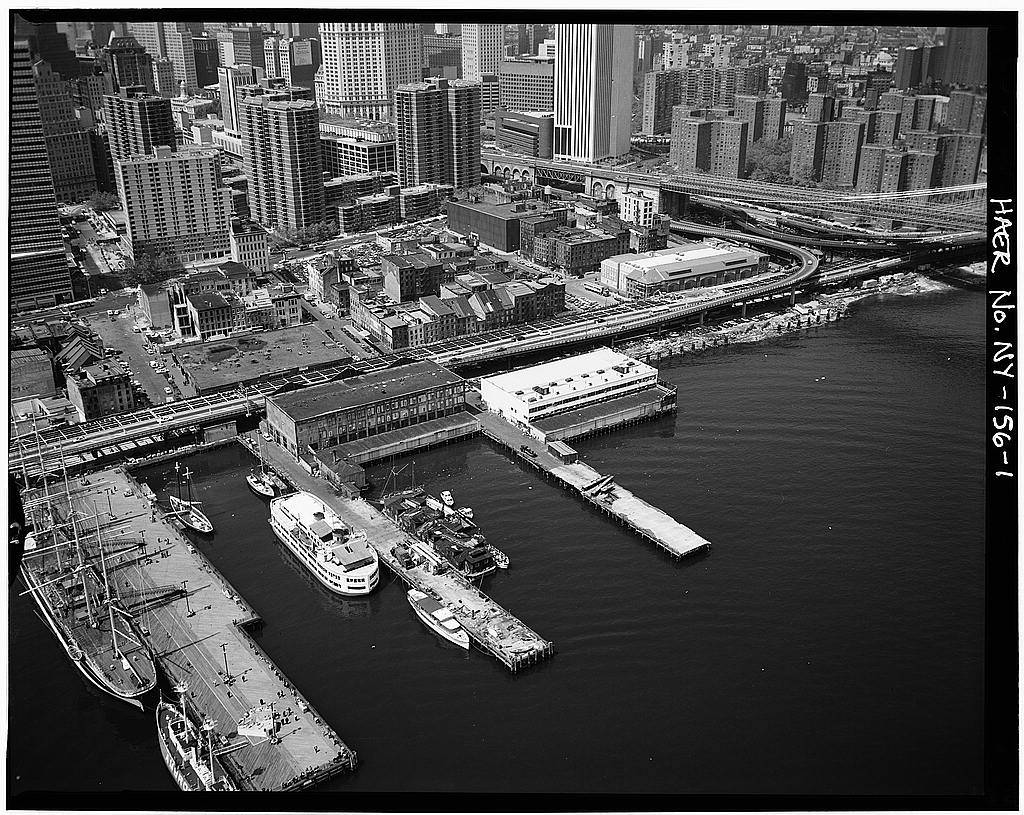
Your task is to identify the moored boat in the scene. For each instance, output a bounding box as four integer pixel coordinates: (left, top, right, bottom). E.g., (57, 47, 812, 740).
(157, 684, 238, 791)
(170, 463, 213, 534)
(245, 470, 276, 498)
(269, 491, 379, 596)
(407, 589, 469, 649)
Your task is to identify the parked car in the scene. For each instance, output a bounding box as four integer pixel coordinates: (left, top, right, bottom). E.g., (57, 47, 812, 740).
(163, 386, 173, 395)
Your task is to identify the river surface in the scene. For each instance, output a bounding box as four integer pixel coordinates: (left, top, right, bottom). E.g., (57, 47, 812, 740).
(8, 287, 985, 798)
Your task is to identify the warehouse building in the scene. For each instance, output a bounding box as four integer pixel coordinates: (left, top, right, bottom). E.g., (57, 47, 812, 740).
(479, 347, 676, 442)
(265, 360, 468, 457)
(600, 241, 769, 298)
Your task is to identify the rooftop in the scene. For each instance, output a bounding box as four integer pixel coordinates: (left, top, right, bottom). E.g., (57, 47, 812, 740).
(269, 361, 463, 421)
(187, 291, 230, 311)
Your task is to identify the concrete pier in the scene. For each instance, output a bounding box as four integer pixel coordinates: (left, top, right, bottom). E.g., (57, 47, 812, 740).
(476, 411, 711, 560)
(251, 435, 555, 672)
(63, 467, 357, 791)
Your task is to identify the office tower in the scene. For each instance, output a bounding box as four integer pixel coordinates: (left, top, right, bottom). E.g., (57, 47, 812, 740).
(537, 39, 556, 60)
(948, 90, 987, 134)
(116, 145, 232, 263)
(553, 24, 635, 163)
(479, 73, 501, 119)
(462, 24, 504, 81)
(942, 27, 986, 87)
(498, 59, 555, 111)
(127, 22, 166, 57)
(763, 96, 786, 141)
(820, 120, 864, 186)
(103, 35, 155, 91)
(920, 45, 946, 85)
(240, 97, 324, 230)
(790, 119, 826, 181)
(279, 38, 320, 92)
(423, 33, 462, 79)
(782, 60, 807, 102)
(905, 131, 983, 186)
(264, 33, 285, 78)
(151, 57, 178, 97)
(10, 39, 74, 309)
(102, 88, 175, 166)
(13, 16, 81, 78)
(893, 46, 922, 90)
(33, 59, 98, 201)
(192, 36, 220, 86)
(669, 111, 746, 178)
(395, 77, 481, 189)
(494, 110, 554, 158)
(807, 92, 835, 122)
(317, 23, 422, 120)
(218, 64, 265, 134)
(163, 24, 198, 94)
(72, 65, 115, 114)
(217, 26, 266, 70)
(272, 22, 320, 40)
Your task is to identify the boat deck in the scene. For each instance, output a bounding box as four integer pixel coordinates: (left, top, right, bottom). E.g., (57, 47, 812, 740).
(476, 410, 711, 560)
(254, 435, 554, 672)
(59, 468, 357, 791)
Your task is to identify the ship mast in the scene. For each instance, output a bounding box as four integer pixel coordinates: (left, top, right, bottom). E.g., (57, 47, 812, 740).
(32, 411, 62, 571)
(92, 507, 119, 655)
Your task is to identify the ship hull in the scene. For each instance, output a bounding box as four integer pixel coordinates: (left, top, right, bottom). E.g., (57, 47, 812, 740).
(169, 496, 214, 534)
(269, 515, 379, 597)
(156, 701, 238, 791)
(21, 565, 154, 709)
(246, 474, 276, 498)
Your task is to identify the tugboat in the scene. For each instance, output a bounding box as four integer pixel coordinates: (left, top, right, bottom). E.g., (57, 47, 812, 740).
(407, 589, 469, 650)
(169, 463, 213, 534)
(157, 682, 238, 791)
(245, 435, 276, 498)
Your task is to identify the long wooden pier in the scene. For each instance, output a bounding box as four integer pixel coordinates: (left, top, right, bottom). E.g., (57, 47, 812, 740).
(251, 435, 555, 673)
(62, 467, 358, 791)
(476, 411, 711, 560)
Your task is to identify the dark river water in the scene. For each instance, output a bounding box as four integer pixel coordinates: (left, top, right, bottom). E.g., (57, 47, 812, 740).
(8, 287, 985, 801)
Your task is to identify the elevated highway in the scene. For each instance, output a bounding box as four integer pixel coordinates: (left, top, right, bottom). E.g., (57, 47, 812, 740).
(11, 220, 983, 480)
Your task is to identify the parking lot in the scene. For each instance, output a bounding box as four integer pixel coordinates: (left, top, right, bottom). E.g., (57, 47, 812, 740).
(83, 297, 179, 406)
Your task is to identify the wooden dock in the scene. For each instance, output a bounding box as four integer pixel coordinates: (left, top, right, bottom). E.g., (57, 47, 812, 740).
(63, 467, 357, 791)
(252, 435, 555, 672)
(476, 411, 711, 560)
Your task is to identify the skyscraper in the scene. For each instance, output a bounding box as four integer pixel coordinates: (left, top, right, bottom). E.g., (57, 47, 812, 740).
(820, 120, 864, 187)
(13, 16, 81, 78)
(11, 38, 74, 309)
(218, 64, 265, 134)
(102, 88, 175, 167)
(217, 26, 266, 71)
(790, 119, 826, 181)
(151, 57, 178, 97)
(33, 58, 97, 201)
(553, 24, 635, 163)
(461, 24, 504, 82)
(163, 23, 198, 94)
(127, 22, 166, 57)
(240, 97, 325, 230)
(103, 35, 155, 92)
(395, 77, 481, 189)
(317, 23, 422, 119)
(116, 145, 232, 263)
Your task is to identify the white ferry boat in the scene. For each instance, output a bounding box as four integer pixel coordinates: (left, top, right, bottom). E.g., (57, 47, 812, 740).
(269, 492, 379, 596)
(407, 589, 469, 649)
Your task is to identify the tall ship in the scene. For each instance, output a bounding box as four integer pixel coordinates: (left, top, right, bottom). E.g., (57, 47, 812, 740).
(169, 463, 214, 534)
(157, 683, 238, 791)
(269, 491, 380, 596)
(380, 487, 498, 579)
(17, 477, 158, 709)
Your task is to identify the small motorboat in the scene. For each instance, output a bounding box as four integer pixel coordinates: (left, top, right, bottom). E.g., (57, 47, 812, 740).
(489, 546, 509, 570)
(439, 490, 455, 506)
(246, 470, 276, 498)
(407, 589, 469, 650)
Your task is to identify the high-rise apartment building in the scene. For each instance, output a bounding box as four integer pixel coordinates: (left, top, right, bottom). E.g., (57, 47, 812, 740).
(461, 24, 504, 82)
(498, 59, 555, 111)
(893, 46, 923, 90)
(782, 60, 807, 102)
(395, 77, 481, 189)
(553, 24, 635, 163)
(103, 88, 176, 167)
(763, 96, 786, 141)
(790, 119, 827, 181)
(947, 90, 987, 135)
(905, 130, 983, 187)
(240, 97, 325, 230)
(103, 36, 155, 92)
(807, 92, 835, 122)
(11, 39, 74, 309)
(116, 145, 232, 263)
(820, 120, 864, 187)
(942, 27, 986, 87)
(641, 63, 769, 135)
(218, 64, 265, 134)
(670, 110, 747, 178)
(33, 59, 97, 201)
(733, 94, 765, 142)
(317, 23, 422, 120)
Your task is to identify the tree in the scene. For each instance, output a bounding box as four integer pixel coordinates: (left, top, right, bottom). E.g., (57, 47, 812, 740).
(120, 249, 180, 286)
(89, 191, 120, 211)
(744, 135, 793, 183)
